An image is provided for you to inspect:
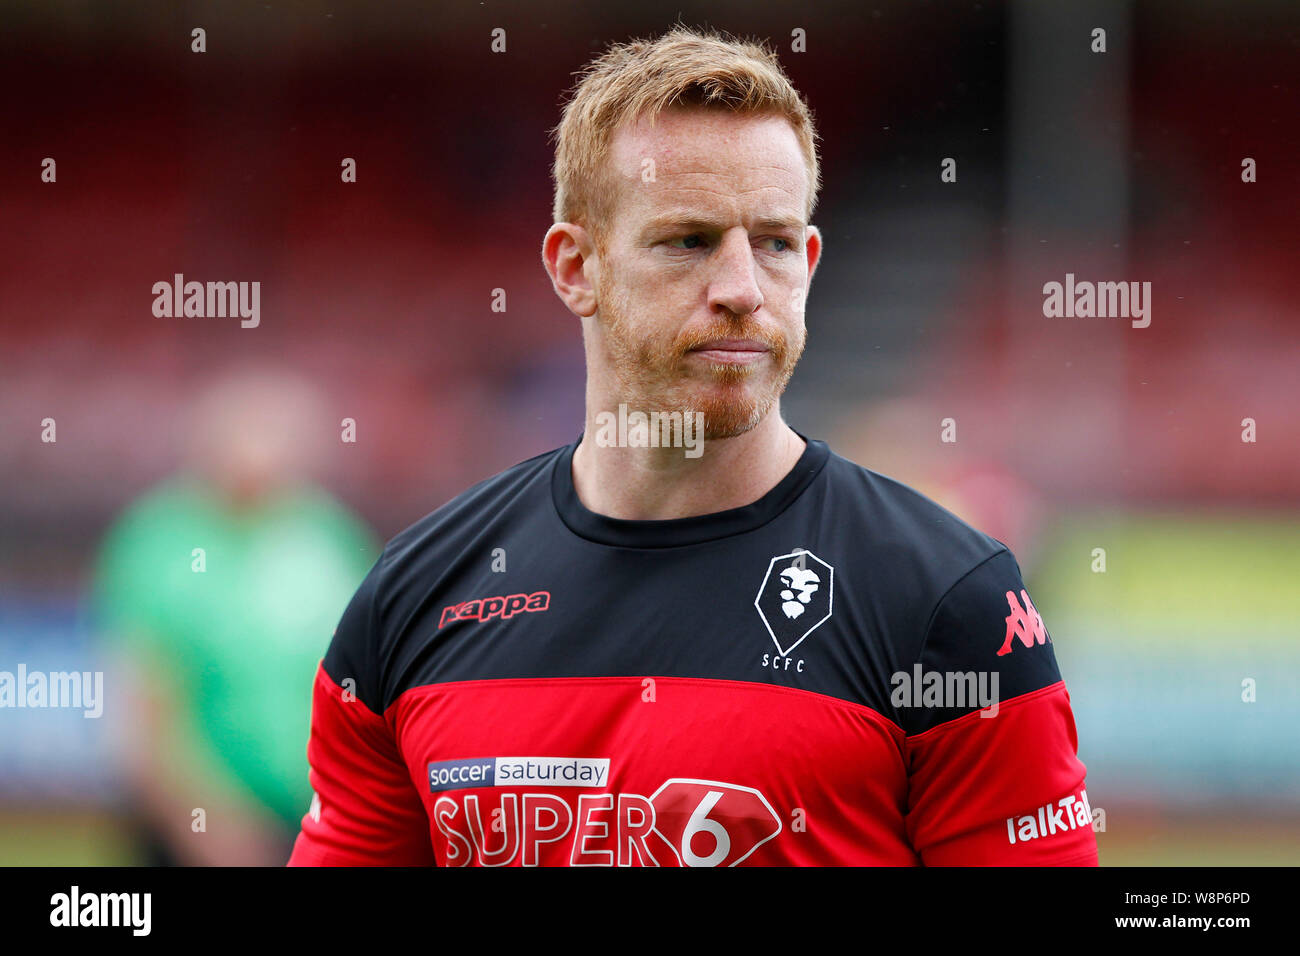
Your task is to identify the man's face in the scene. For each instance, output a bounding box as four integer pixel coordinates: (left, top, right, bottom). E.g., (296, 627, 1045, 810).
(585, 107, 822, 441)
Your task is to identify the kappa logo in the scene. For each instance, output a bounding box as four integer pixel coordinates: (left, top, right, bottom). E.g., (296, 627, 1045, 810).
(439, 591, 551, 629)
(754, 549, 834, 657)
(996, 589, 1050, 656)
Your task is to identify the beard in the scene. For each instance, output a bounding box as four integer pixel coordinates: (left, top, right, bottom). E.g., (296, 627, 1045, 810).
(596, 275, 806, 442)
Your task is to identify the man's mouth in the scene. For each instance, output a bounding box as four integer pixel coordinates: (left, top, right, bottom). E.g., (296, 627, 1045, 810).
(687, 338, 772, 365)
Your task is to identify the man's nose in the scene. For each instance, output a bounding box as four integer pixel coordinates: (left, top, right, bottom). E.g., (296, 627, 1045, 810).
(707, 230, 764, 317)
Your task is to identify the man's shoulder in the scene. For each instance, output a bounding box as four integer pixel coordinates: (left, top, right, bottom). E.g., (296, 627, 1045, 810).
(321, 443, 568, 703)
(819, 444, 1011, 585)
(817, 445, 1040, 686)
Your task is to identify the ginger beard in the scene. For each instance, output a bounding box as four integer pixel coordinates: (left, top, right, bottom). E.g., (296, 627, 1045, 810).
(594, 262, 806, 442)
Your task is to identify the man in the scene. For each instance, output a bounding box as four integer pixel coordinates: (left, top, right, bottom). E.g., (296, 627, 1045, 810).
(289, 25, 1097, 866)
(94, 365, 379, 865)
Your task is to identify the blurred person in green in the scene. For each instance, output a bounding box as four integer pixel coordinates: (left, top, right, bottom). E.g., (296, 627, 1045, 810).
(92, 365, 379, 865)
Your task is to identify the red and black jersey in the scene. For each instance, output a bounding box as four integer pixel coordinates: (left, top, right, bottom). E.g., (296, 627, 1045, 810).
(288, 435, 1097, 866)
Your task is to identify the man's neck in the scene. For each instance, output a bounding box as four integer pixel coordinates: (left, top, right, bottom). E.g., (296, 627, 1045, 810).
(570, 406, 807, 521)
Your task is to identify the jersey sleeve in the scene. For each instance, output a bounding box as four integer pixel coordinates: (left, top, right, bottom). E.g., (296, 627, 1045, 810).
(901, 548, 1098, 865)
(287, 558, 436, 866)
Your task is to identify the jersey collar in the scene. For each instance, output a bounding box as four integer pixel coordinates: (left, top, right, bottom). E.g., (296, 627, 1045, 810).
(551, 430, 830, 548)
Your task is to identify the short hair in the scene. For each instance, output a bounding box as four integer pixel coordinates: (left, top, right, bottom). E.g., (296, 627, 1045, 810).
(549, 24, 822, 251)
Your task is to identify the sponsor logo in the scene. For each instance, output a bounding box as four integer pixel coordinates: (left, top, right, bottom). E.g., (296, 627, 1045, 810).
(429, 757, 610, 792)
(996, 589, 1050, 657)
(754, 549, 834, 657)
(432, 777, 781, 867)
(648, 779, 781, 867)
(438, 590, 550, 629)
(1006, 788, 1093, 845)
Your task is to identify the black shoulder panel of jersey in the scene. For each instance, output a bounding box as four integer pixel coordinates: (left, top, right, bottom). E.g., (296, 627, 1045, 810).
(815, 452, 1012, 652)
(901, 546, 1065, 734)
(321, 445, 563, 715)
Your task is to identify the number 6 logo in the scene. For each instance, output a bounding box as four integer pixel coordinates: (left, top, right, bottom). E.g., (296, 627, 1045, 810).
(649, 779, 782, 867)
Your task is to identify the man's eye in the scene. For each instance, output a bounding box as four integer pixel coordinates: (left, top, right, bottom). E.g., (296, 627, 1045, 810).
(667, 234, 706, 250)
(664, 234, 794, 252)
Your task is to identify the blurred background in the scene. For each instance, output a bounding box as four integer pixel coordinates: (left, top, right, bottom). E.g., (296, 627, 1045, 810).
(0, 0, 1296, 865)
